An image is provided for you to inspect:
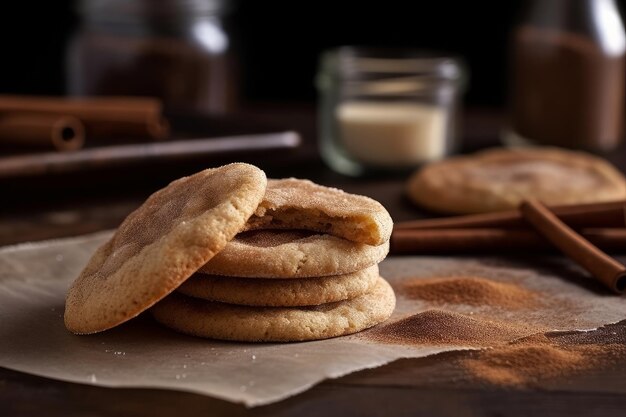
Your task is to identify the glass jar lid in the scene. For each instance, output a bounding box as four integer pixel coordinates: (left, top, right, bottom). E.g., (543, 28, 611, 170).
(318, 47, 467, 97)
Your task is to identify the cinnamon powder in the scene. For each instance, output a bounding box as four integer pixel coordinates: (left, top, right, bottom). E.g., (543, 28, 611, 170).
(461, 333, 626, 387)
(368, 313, 626, 386)
(367, 310, 542, 347)
(398, 276, 538, 308)
(371, 275, 625, 386)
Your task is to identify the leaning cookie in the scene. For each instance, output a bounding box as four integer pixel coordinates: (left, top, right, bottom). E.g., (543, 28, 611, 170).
(64, 163, 267, 334)
(245, 178, 393, 246)
(199, 229, 388, 278)
(407, 147, 626, 214)
(152, 277, 396, 342)
(179, 265, 379, 307)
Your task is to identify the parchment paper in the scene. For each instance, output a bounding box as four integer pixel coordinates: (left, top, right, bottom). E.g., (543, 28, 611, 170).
(0, 232, 624, 406)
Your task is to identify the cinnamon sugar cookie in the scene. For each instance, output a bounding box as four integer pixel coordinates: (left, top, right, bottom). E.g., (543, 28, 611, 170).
(407, 147, 626, 214)
(179, 265, 379, 307)
(245, 179, 393, 246)
(151, 277, 396, 342)
(64, 163, 267, 334)
(199, 229, 388, 278)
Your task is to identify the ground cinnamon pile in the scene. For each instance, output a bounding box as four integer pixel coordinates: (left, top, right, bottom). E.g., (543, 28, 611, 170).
(398, 276, 538, 308)
(367, 310, 541, 347)
(372, 274, 626, 387)
(461, 332, 626, 387)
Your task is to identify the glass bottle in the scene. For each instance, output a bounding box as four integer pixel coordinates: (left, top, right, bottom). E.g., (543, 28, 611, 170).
(67, 0, 237, 114)
(316, 47, 466, 177)
(506, 0, 626, 151)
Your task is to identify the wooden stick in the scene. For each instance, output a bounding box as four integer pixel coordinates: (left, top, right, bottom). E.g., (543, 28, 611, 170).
(520, 199, 626, 294)
(394, 200, 626, 230)
(0, 131, 301, 178)
(0, 113, 85, 151)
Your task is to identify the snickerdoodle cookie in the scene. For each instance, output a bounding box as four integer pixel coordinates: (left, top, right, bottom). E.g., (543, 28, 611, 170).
(245, 179, 393, 246)
(199, 229, 388, 278)
(179, 265, 379, 307)
(407, 147, 626, 214)
(65, 163, 267, 334)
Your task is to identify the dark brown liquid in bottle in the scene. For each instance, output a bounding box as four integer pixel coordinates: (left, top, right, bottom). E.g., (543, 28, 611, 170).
(70, 33, 237, 114)
(68, 0, 238, 114)
(511, 26, 625, 151)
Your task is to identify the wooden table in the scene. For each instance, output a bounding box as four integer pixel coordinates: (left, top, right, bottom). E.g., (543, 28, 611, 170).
(2, 108, 626, 416)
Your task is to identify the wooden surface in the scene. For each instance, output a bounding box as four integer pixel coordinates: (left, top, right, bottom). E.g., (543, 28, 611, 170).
(2, 107, 626, 416)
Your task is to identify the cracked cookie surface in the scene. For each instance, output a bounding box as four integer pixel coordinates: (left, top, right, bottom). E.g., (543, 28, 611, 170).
(244, 178, 393, 246)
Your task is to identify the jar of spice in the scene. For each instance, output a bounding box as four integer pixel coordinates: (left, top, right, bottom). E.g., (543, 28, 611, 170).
(316, 47, 466, 176)
(506, 0, 626, 151)
(67, 0, 237, 114)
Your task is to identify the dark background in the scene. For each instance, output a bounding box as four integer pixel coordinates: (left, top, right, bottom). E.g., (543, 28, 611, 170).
(2, 0, 624, 107)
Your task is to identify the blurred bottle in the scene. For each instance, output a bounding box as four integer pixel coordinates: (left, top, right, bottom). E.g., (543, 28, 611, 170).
(67, 0, 237, 114)
(506, 0, 626, 151)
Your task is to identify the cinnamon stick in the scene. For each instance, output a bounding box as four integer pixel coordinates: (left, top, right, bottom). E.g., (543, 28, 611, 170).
(391, 228, 549, 254)
(520, 199, 626, 294)
(390, 228, 626, 255)
(0, 95, 169, 140)
(394, 200, 626, 230)
(0, 113, 85, 151)
(580, 228, 626, 251)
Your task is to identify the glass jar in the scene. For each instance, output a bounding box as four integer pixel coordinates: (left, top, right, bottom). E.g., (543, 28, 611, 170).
(67, 0, 237, 114)
(316, 47, 466, 176)
(506, 0, 626, 151)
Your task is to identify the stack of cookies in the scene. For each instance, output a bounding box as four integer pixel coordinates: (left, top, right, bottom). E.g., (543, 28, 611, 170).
(64, 165, 395, 342)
